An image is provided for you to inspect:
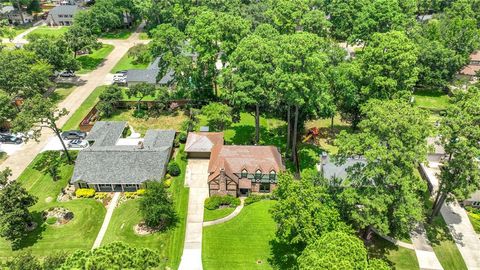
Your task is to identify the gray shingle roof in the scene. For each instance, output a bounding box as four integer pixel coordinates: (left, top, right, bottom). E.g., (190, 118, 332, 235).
(49, 4, 78, 16)
(126, 69, 159, 84)
(321, 156, 367, 180)
(0, 6, 14, 14)
(85, 121, 126, 146)
(72, 121, 174, 185)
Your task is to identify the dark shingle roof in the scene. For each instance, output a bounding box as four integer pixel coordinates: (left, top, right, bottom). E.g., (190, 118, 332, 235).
(49, 5, 78, 15)
(71, 121, 174, 185)
(126, 69, 159, 84)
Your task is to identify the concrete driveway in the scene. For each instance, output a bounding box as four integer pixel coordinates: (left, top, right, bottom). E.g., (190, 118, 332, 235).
(179, 159, 209, 270)
(0, 23, 149, 180)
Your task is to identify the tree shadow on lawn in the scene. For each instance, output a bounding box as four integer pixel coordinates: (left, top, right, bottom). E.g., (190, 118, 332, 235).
(425, 215, 456, 246)
(366, 235, 403, 270)
(77, 56, 105, 72)
(11, 211, 46, 251)
(268, 239, 303, 270)
(227, 125, 286, 149)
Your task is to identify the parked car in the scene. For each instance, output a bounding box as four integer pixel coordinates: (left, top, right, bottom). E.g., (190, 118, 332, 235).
(116, 70, 127, 75)
(0, 133, 23, 144)
(61, 130, 86, 140)
(68, 139, 89, 148)
(59, 70, 75, 77)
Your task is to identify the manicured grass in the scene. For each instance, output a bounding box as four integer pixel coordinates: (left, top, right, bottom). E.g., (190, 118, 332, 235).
(203, 200, 276, 270)
(467, 211, 480, 234)
(77, 44, 115, 74)
(368, 235, 419, 270)
(139, 32, 149, 40)
(99, 27, 135, 39)
(204, 207, 236, 222)
(413, 89, 450, 111)
(50, 83, 76, 104)
(103, 109, 188, 135)
(425, 215, 468, 270)
(27, 26, 68, 38)
(62, 86, 105, 130)
(305, 114, 351, 154)
(102, 145, 189, 269)
(111, 47, 150, 73)
(0, 152, 105, 259)
(0, 25, 31, 38)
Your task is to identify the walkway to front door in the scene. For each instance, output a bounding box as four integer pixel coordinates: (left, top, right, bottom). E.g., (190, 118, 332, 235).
(178, 159, 210, 270)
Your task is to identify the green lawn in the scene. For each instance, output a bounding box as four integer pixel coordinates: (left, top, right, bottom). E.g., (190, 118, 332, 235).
(111, 46, 150, 73)
(0, 152, 105, 259)
(467, 211, 480, 234)
(50, 83, 76, 104)
(203, 200, 276, 270)
(0, 152, 7, 165)
(62, 85, 105, 130)
(204, 207, 236, 222)
(77, 44, 115, 74)
(27, 26, 69, 38)
(120, 88, 158, 101)
(102, 145, 189, 269)
(99, 26, 136, 39)
(368, 235, 419, 270)
(0, 24, 31, 38)
(102, 109, 188, 135)
(413, 89, 450, 111)
(305, 114, 351, 154)
(425, 215, 468, 270)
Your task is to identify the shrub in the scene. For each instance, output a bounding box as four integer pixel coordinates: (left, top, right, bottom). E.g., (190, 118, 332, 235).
(45, 217, 57, 225)
(125, 192, 137, 199)
(178, 132, 187, 143)
(205, 195, 240, 210)
(136, 189, 146, 196)
(245, 194, 271, 206)
(94, 192, 108, 200)
(168, 161, 181, 176)
(164, 179, 172, 188)
(132, 109, 147, 119)
(75, 188, 95, 198)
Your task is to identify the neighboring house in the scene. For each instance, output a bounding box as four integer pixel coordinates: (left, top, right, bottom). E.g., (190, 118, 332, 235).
(126, 57, 174, 87)
(185, 132, 285, 197)
(46, 5, 78, 26)
(427, 136, 447, 163)
(319, 154, 367, 182)
(459, 51, 480, 81)
(464, 190, 480, 208)
(71, 121, 175, 192)
(0, 5, 33, 25)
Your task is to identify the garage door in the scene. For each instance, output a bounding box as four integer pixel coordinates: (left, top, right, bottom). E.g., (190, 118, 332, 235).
(187, 152, 210, 159)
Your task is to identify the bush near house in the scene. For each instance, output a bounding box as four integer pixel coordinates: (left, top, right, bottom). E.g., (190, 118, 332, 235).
(168, 161, 181, 176)
(205, 195, 240, 210)
(244, 194, 271, 206)
(75, 188, 95, 198)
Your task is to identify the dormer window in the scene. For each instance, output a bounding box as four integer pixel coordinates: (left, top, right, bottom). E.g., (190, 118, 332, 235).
(241, 169, 247, 178)
(269, 170, 276, 180)
(254, 169, 262, 180)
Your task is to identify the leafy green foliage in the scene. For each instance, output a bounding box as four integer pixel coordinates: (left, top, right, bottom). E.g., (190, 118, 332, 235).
(298, 231, 389, 270)
(201, 102, 233, 131)
(167, 161, 181, 176)
(32, 151, 65, 181)
(25, 34, 78, 72)
(97, 85, 122, 117)
(60, 242, 161, 269)
(43, 252, 68, 270)
(335, 99, 430, 235)
(64, 25, 100, 58)
(244, 194, 270, 206)
(75, 188, 96, 198)
(204, 195, 240, 210)
(140, 181, 177, 229)
(6, 251, 41, 270)
(128, 43, 151, 65)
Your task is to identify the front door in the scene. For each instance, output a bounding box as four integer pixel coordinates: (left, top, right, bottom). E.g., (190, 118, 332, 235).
(239, 188, 250, 196)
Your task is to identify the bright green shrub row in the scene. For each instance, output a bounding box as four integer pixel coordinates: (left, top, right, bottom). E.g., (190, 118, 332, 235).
(125, 189, 146, 199)
(94, 192, 108, 200)
(205, 195, 240, 210)
(244, 194, 271, 205)
(75, 188, 95, 198)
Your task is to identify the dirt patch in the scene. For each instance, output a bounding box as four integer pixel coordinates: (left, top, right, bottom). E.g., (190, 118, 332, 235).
(43, 207, 74, 226)
(134, 222, 160, 235)
(45, 196, 53, 203)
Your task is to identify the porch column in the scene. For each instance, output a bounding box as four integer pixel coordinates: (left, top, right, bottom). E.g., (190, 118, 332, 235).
(111, 184, 114, 191)
(121, 185, 124, 192)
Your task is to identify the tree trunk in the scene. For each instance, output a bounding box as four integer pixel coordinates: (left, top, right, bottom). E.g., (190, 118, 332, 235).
(286, 106, 291, 157)
(292, 105, 299, 176)
(255, 104, 260, 144)
(330, 115, 334, 129)
(16, 0, 25, 24)
(430, 193, 447, 221)
(53, 123, 72, 163)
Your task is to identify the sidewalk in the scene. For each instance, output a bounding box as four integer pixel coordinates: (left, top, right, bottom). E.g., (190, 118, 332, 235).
(410, 224, 444, 270)
(92, 192, 120, 249)
(203, 198, 244, 227)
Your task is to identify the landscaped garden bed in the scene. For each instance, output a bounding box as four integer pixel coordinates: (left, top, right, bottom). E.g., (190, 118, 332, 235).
(42, 207, 74, 226)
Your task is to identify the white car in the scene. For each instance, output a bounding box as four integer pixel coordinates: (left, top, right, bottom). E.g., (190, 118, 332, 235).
(68, 139, 89, 149)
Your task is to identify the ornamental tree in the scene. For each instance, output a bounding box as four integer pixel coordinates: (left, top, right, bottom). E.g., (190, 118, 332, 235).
(335, 99, 431, 236)
(139, 181, 177, 229)
(125, 82, 156, 112)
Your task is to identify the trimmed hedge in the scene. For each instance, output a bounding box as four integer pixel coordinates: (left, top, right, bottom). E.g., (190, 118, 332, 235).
(75, 188, 95, 198)
(205, 195, 240, 210)
(244, 194, 271, 206)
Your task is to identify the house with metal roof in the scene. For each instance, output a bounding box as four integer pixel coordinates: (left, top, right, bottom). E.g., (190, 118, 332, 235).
(46, 5, 79, 26)
(71, 121, 175, 192)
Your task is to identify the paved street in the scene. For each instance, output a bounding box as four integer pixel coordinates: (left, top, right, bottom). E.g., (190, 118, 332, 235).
(0, 23, 148, 180)
(179, 159, 210, 270)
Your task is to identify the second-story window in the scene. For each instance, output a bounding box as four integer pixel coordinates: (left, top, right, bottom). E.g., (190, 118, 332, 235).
(254, 169, 262, 180)
(241, 169, 247, 178)
(269, 170, 276, 180)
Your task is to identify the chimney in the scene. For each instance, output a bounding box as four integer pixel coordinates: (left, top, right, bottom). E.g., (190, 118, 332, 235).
(137, 141, 144, 149)
(321, 152, 328, 165)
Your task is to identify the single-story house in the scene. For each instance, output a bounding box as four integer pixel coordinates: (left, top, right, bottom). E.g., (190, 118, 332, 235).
(320, 154, 367, 182)
(46, 5, 78, 26)
(0, 6, 33, 24)
(71, 121, 175, 192)
(185, 132, 284, 197)
(126, 57, 174, 87)
(185, 132, 224, 158)
(464, 190, 480, 208)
